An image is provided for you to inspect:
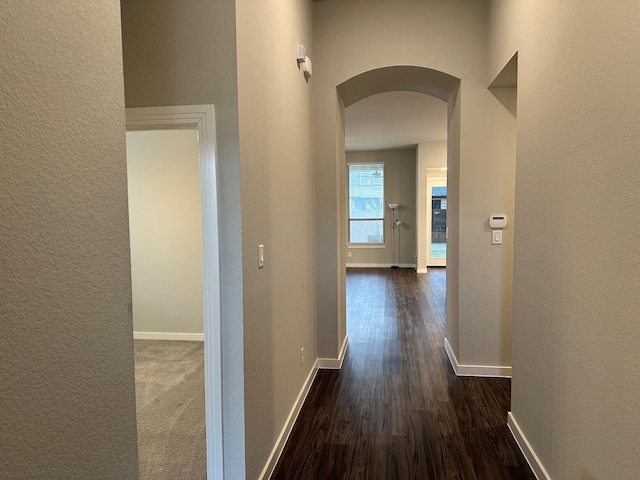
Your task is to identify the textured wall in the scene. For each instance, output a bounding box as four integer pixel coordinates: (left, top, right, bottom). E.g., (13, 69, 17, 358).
(0, 1, 139, 478)
(313, 0, 516, 367)
(489, 1, 640, 478)
(120, 1, 247, 476)
(126, 130, 204, 336)
(235, 0, 316, 477)
(122, 0, 316, 477)
(345, 150, 417, 267)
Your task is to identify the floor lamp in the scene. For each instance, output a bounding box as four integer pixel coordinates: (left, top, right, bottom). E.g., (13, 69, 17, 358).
(389, 203, 400, 269)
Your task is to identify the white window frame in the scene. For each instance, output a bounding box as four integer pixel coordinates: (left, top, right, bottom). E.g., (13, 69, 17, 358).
(347, 163, 386, 247)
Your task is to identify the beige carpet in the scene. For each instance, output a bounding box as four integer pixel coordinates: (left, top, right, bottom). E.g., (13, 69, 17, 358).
(134, 340, 206, 480)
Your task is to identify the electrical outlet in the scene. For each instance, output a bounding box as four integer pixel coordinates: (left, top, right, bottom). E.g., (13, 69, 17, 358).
(347, 251, 352, 258)
(301, 347, 304, 366)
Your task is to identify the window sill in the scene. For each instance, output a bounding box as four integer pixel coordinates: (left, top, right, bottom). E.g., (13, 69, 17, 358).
(347, 243, 387, 249)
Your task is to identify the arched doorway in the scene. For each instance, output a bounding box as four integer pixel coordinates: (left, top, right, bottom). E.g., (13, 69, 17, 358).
(314, 65, 462, 367)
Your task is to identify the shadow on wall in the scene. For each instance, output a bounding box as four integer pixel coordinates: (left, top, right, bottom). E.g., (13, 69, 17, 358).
(488, 52, 518, 117)
(488, 52, 518, 370)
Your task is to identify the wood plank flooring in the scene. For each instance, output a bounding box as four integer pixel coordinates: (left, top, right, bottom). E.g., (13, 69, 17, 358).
(271, 268, 534, 480)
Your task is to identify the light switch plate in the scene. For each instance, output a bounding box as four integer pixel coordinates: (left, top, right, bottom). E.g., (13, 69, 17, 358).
(258, 244, 264, 268)
(492, 231, 503, 245)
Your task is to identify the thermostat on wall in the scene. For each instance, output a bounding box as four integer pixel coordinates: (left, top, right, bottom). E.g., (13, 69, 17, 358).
(489, 215, 507, 229)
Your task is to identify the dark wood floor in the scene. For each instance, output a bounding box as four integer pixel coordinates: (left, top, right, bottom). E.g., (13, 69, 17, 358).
(271, 267, 535, 480)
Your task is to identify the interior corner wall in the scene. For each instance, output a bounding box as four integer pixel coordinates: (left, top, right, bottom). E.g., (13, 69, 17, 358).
(234, 0, 315, 478)
(416, 142, 447, 271)
(345, 149, 417, 267)
(126, 129, 204, 336)
(489, 1, 640, 478)
(313, 0, 515, 367)
(120, 1, 246, 477)
(0, 2, 139, 477)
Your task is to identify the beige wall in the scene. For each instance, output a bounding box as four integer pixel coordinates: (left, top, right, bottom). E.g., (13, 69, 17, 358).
(0, 1, 139, 478)
(313, 0, 516, 368)
(122, 0, 316, 477)
(345, 149, 417, 267)
(235, 0, 315, 477)
(126, 129, 204, 336)
(489, 1, 640, 478)
(7, 2, 636, 478)
(416, 142, 448, 271)
(120, 1, 246, 476)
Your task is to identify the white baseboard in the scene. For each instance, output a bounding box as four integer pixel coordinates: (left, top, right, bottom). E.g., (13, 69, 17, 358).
(444, 338, 511, 378)
(133, 331, 204, 341)
(443, 338, 459, 373)
(507, 412, 551, 480)
(317, 335, 349, 369)
(258, 336, 349, 479)
(346, 263, 415, 268)
(417, 268, 428, 273)
(258, 362, 319, 480)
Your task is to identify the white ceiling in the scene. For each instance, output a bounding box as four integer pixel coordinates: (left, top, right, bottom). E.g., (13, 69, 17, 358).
(345, 91, 448, 151)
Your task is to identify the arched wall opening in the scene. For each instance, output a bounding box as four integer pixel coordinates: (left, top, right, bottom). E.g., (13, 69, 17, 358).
(330, 65, 462, 363)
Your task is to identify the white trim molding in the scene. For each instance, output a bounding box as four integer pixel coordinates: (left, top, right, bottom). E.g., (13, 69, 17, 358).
(507, 412, 551, 480)
(258, 363, 319, 480)
(258, 335, 350, 479)
(416, 268, 428, 273)
(126, 105, 224, 480)
(133, 331, 204, 342)
(444, 338, 512, 378)
(346, 263, 416, 269)
(347, 243, 387, 249)
(317, 335, 349, 369)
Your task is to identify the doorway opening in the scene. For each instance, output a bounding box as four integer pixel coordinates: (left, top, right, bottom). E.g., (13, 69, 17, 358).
(125, 105, 223, 480)
(334, 66, 460, 361)
(427, 172, 447, 267)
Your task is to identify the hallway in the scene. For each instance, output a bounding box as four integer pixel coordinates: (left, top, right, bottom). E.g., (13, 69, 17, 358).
(272, 268, 534, 479)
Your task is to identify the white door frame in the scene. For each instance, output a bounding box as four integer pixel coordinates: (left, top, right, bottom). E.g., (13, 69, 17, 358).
(126, 105, 224, 479)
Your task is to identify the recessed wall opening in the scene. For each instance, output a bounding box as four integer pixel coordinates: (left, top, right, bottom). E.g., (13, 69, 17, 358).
(488, 52, 518, 371)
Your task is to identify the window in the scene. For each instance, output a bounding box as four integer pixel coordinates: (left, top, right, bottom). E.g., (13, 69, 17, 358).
(348, 163, 384, 243)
